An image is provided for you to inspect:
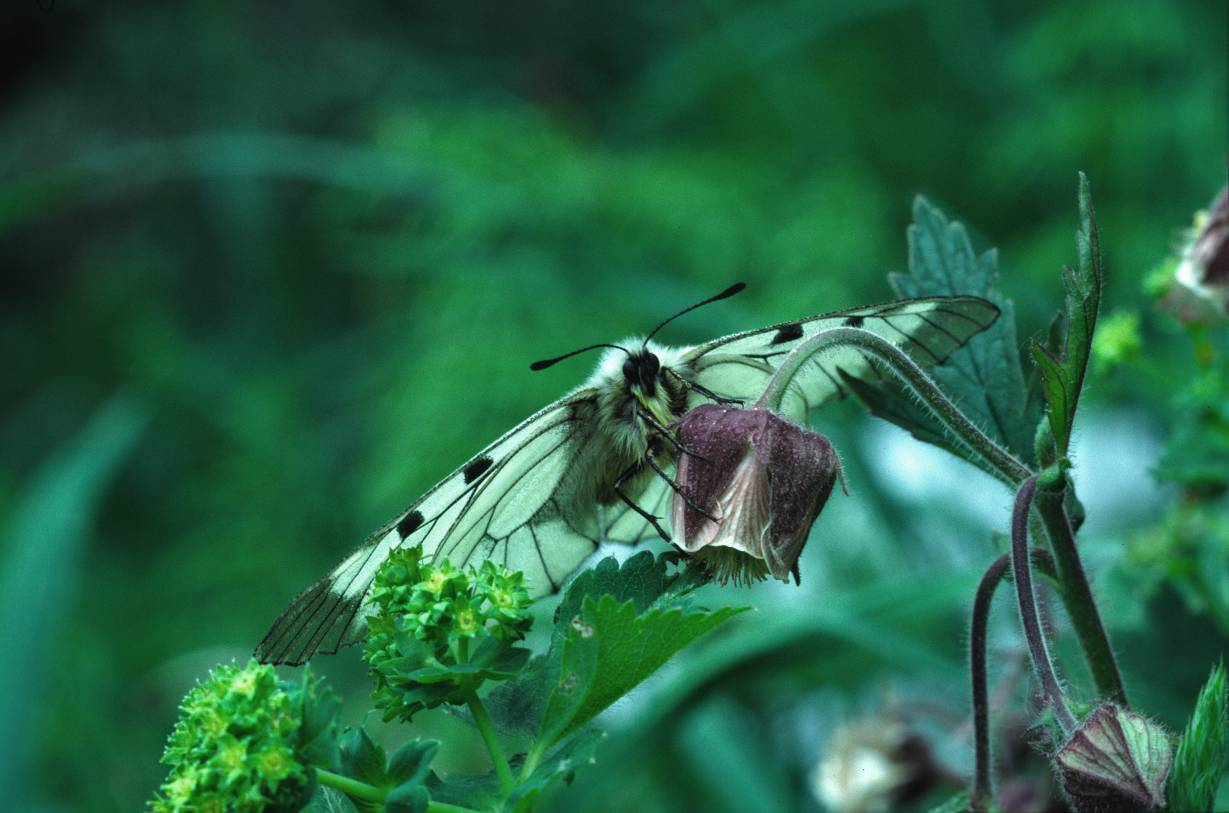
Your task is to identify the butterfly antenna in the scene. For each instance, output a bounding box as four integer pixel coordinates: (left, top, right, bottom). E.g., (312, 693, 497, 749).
(529, 343, 631, 371)
(642, 282, 746, 349)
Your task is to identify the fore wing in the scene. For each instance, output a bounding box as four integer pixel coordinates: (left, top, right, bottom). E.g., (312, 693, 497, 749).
(683, 296, 999, 421)
(255, 392, 600, 665)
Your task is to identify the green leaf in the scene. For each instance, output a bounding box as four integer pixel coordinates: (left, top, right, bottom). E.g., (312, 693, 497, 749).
(487, 552, 701, 740)
(1065, 171, 1104, 408)
(333, 730, 439, 812)
(536, 592, 746, 750)
(1029, 339, 1074, 456)
(508, 730, 604, 813)
(288, 668, 343, 772)
(387, 740, 439, 787)
(383, 781, 430, 813)
(1168, 660, 1228, 812)
(552, 551, 676, 633)
(484, 654, 550, 740)
(1034, 172, 1103, 459)
(0, 396, 146, 804)
(338, 728, 389, 793)
(886, 196, 1035, 464)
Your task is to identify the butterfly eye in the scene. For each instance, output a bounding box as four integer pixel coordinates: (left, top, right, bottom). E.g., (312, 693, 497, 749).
(622, 358, 638, 384)
(645, 353, 660, 376)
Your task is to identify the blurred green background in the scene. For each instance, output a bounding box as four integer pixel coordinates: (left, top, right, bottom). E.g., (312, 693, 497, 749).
(2, 1, 1226, 811)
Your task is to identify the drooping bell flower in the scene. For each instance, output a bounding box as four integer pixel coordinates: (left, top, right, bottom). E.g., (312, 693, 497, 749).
(671, 403, 841, 585)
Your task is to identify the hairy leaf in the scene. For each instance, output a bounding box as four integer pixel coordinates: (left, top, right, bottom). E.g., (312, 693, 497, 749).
(1035, 172, 1103, 459)
(885, 196, 1035, 464)
(488, 551, 704, 740)
(536, 593, 746, 750)
(1030, 340, 1075, 456)
(1168, 660, 1228, 812)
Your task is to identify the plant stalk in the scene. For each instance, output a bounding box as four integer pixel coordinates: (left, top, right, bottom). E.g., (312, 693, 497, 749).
(315, 769, 486, 813)
(1011, 477, 1076, 734)
(755, 326, 1127, 706)
(1032, 487, 1127, 705)
(315, 768, 385, 803)
(970, 548, 1058, 812)
(755, 327, 1031, 486)
(467, 691, 515, 796)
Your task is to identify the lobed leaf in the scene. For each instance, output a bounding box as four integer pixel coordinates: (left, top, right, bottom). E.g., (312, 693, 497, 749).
(882, 197, 1035, 465)
(536, 593, 746, 750)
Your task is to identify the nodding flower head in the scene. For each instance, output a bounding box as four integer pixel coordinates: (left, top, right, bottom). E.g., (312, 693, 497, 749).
(671, 403, 842, 586)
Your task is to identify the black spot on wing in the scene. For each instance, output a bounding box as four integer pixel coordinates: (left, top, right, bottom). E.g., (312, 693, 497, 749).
(463, 456, 494, 484)
(770, 322, 804, 345)
(396, 510, 424, 539)
(843, 315, 865, 328)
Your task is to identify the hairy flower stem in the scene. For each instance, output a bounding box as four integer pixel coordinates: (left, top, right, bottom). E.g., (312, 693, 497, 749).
(1034, 488, 1128, 706)
(467, 691, 515, 796)
(758, 327, 1127, 705)
(1011, 477, 1077, 734)
(755, 327, 1030, 486)
(970, 548, 1058, 812)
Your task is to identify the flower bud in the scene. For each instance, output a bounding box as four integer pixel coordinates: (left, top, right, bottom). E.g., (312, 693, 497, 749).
(672, 404, 841, 585)
(1054, 703, 1172, 813)
(149, 660, 333, 812)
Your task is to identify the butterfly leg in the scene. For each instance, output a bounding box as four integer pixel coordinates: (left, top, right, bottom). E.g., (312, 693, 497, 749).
(613, 460, 672, 542)
(644, 454, 718, 523)
(667, 369, 743, 406)
(637, 409, 710, 462)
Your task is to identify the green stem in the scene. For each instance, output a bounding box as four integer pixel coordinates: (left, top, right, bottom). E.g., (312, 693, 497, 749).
(519, 742, 547, 784)
(427, 802, 488, 813)
(316, 768, 485, 813)
(315, 768, 386, 804)
(754, 327, 1031, 486)
(467, 691, 515, 796)
(1033, 487, 1128, 705)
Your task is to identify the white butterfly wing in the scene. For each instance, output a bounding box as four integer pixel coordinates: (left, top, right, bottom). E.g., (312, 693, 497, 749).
(255, 392, 600, 665)
(605, 296, 998, 546)
(684, 296, 1000, 421)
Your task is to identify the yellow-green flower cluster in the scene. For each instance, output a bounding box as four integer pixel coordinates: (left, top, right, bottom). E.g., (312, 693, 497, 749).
(367, 548, 532, 656)
(364, 548, 533, 721)
(148, 661, 312, 813)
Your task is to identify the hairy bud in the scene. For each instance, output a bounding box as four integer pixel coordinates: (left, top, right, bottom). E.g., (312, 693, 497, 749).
(1055, 703, 1172, 813)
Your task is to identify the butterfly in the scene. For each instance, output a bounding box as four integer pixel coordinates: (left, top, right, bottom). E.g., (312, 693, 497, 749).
(255, 285, 998, 664)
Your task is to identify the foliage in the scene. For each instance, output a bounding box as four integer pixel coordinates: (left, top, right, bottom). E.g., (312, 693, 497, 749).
(1168, 661, 1229, 813)
(364, 548, 533, 722)
(150, 661, 338, 812)
(3, 3, 1226, 810)
(150, 553, 741, 811)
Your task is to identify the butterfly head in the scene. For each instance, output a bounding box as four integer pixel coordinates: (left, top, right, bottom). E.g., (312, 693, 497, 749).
(621, 350, 661, 398)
